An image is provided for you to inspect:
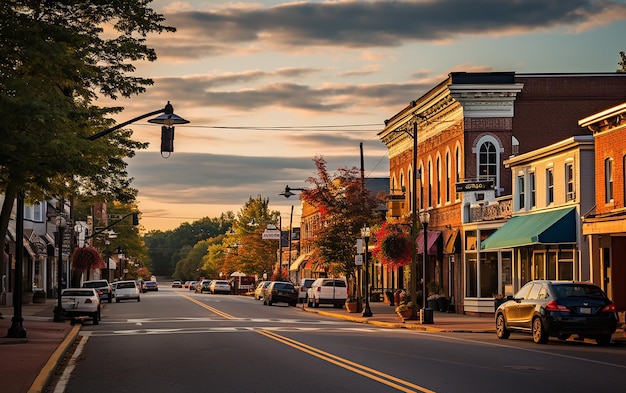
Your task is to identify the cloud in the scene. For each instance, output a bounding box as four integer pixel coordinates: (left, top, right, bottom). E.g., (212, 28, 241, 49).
(127, 148, 389, 207)
(155, 0, 626, 59)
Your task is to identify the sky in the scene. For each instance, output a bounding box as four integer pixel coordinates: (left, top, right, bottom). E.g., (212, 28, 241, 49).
(101, 0, 626, 232)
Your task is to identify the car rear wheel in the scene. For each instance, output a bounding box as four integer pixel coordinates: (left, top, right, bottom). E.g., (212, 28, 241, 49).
(137, 297, 141, 302)
(107, 296, 112, 303)
(495, 314, 510, 339)
(595, 334, 612, 346)
(532, 317, 548, 344)
(116, 298, 120, 303)
(93, 309, 100, 325)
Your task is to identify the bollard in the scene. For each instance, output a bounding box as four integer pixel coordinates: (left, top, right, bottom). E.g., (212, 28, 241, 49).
(420, 307, 434, 324)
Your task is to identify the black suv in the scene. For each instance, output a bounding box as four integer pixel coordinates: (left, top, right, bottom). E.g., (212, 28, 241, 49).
(263, 281, 297, 307)
(495, 280, 618, 345)
(81, 280, 112, 303)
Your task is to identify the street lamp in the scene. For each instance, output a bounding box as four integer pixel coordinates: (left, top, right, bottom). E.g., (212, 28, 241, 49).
(420, 210, 433, 324)
(53, 215, 67, 322)
(361, 224, 373, 317)
(279, 185, 306, 198)
(117, 246, 125, 280)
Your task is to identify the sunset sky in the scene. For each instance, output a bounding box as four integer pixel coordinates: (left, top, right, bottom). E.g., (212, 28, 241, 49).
(104, 0, 626, 232)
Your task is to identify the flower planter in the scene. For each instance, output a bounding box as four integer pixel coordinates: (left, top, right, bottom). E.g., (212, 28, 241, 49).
(397, 308, 416, 320)
(345, 300, 362, 313)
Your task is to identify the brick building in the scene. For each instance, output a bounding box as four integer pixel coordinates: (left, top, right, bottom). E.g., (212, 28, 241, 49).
(378, 72, 626, 314)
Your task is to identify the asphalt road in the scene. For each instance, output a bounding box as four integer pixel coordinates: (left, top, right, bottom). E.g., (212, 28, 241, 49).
(47, 286, 626, 393)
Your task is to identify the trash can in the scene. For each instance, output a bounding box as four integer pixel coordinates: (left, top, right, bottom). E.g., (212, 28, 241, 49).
(420, 307, 434, 324)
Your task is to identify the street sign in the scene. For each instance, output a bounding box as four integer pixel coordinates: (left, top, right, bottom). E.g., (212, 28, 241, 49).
(262, 230, 281, 240)
(355, 254, 363, 266)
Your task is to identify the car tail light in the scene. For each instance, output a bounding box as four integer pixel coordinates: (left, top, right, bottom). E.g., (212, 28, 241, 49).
(97, 291, 103, 296)
(601, 303, 616, 313)
(545, 300, 570, 312)
(315, 287, 321, 292)
(85, 299, 93, 304)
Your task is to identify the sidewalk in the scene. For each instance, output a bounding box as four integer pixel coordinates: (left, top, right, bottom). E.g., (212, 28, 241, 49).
(0, 298, 623, 393)
(0, 300, 80, 393)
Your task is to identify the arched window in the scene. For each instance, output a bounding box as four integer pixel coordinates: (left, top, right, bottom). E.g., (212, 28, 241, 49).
(445, 151, 451, 203)
(605, 157, 613, 203)
(419, 163, 424, 210)
(475, 136, 501, 192)
(456, 145, 462, 201)
(436, 156, 442, 206)
(428, 159, 433, 207)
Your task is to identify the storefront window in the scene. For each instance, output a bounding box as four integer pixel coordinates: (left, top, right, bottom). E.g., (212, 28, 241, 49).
(532, 252, 545, 280)
(558, 248, 574, 280)
(465, 231, 477, 251)
(501, 251, 513, 296)
(466, 253, 477, 297)
(479, 252, 498, 297)
(547, 251, 557, 280)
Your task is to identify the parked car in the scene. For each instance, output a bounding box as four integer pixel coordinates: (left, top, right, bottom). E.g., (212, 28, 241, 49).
(210, 280, 231, 294)
(254, 281, 271, 300)
(196, 280, 212, 293)
(113, 280, 141, 302)
(263, 281, 297, 306)
(183, 281, 192, 289)
(172, 280, 182, 288)
(144, 281, 159, 292)
(296, 278, 315, 303)
(495, 280, 618, 345)
(307, 278, 348, 308)
(81, 279, 112, 303)
(55, 288, 101, 324)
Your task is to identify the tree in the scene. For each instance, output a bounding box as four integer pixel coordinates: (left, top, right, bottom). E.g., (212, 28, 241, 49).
(618, 51, 626, 73)
(0, 1, 175, 283)
(225, 196, 281, 277)
(300, 156, 381, 283)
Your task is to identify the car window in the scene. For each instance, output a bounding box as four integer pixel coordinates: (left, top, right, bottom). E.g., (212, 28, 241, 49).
(64, 290, 91, 296)
(334, 280, 346, 287)
(536, 285, 549, 300)
(527, 283, 542, 300)
(82, 281, 106, 288)
(118, 282, 135, 289)
(274, 283, 293, 290)
(554, 284, 605, 299)
(514, 282, 534, 300)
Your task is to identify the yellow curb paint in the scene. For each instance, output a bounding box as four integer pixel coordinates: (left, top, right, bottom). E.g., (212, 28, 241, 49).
(27, 324, 81, 393)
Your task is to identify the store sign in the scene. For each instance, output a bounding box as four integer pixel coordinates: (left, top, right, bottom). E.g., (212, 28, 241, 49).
(455, 180, 494, 192)
(262, 230, 281, 240)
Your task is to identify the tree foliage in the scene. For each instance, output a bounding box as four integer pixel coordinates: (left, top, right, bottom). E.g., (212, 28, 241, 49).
(0, 0, 174, 274)
(300, 156, 381, 280)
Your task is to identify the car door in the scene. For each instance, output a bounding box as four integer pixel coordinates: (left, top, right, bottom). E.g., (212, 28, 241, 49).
(506, 282, 534, 328)
(517, 283, 543, 329)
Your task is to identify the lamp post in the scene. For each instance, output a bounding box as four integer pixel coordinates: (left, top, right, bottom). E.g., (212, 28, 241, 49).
(420, 210, 433, 324)
(7, 194, 26, 337)
(117, 247, 125, 281)
(279, 185, 306, 198)
(361, 224, 373, 317)
(53, 215, 67, 322)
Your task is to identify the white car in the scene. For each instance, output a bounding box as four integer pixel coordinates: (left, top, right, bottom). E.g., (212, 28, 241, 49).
(210, 280, 231, 294)
(56, 288, 101, 324)
(113, 280, 141, 302)
(296, 278, 315, 303)
(307, 278, 348, 308)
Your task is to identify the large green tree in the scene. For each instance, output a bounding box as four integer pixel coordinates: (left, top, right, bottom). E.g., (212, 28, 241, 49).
(0, 1, 174, 277)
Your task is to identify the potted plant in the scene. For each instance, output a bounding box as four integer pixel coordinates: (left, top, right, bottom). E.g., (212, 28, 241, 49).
(394, 290, 416, 320)
(345, 296, 362, 313)
(32, 289, 47, 303)
(427, 293, 440, 310)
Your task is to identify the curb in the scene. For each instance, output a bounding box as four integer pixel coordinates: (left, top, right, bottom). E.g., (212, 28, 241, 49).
(300, 307, 495, 333)
(27, 324, 81, 393)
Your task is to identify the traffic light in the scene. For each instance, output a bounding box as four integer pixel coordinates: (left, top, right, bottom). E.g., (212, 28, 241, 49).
(161, 126, 174, 154)
(132, 212, 139, 226)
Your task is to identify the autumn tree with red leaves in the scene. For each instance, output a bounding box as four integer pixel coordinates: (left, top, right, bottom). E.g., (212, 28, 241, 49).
(300, 156, 382, 284)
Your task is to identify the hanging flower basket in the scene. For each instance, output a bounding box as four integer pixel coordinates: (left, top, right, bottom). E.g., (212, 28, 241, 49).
(372, 222, 412, 267)
(71, 246, 105, 272)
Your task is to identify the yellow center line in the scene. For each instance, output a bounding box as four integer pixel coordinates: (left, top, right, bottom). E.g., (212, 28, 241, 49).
(180, 293, 435, 392)
(257, 329, 436, 393)
(180, 294, 236, 319)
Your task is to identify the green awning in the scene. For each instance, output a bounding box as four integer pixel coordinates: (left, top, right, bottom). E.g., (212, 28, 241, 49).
(480, 207, 577, 250)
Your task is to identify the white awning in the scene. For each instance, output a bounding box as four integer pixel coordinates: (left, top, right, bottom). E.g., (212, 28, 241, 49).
(106, 258, 117, 270)
(289, 253, 311, 271)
